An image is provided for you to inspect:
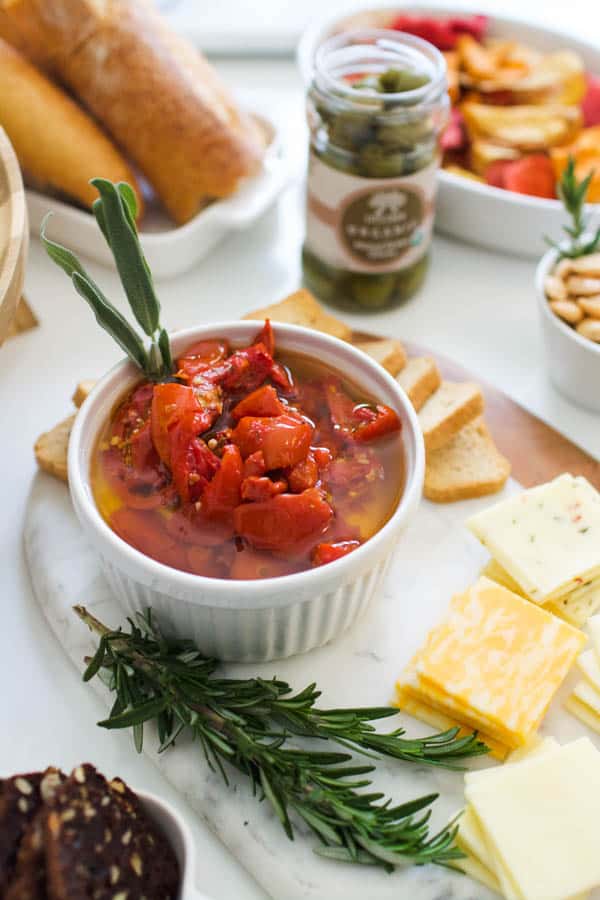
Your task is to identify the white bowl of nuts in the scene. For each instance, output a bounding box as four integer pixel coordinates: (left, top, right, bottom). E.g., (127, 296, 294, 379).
(537, 245, 600, 413)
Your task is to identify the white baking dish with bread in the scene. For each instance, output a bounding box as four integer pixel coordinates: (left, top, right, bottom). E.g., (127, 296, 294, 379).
(0, 0, 291, 278)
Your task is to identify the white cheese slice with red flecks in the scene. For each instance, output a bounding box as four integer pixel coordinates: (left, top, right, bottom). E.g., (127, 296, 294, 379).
(547, 578, 600, 627)
(465, 738, 600, 900)
(589, 615, 600, 661)
(467, 474, 600, 604)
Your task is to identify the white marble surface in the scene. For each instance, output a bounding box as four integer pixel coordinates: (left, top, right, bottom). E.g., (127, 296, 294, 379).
(23, 474, 600, 899)
(2, 56, 600, 900)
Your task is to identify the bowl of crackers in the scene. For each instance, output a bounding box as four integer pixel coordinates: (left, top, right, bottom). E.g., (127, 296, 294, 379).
(0, 127, 27, 345)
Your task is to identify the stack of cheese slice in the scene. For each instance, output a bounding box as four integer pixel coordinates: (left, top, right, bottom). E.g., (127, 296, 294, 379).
(457, 736, 600, 900)
(468, 474, 600, 627)
(567, 614, 600, 732)
(396, 577, 585, 759)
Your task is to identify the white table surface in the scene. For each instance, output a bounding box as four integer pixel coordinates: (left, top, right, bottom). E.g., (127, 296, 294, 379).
(2, 58, 600, 900)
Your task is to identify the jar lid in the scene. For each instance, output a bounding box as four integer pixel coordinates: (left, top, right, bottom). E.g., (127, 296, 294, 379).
(313, 29, 447, 111)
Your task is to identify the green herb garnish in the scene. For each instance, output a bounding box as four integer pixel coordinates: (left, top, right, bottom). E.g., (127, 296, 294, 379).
(75, 606, 488, 871)
(41, 179, 174, 382)
(546, 157, 600, 259)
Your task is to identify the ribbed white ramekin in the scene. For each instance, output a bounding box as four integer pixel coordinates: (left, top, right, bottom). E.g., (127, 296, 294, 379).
(69, 322, 424, 662)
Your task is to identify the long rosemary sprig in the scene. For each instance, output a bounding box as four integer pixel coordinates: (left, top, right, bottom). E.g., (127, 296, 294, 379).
(75, 606, 488, 870)
(546, 156, 600, 259)
(41, 180, 174, 382)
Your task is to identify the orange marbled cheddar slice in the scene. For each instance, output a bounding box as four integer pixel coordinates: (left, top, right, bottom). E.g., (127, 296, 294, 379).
(398, 577, 584, 748)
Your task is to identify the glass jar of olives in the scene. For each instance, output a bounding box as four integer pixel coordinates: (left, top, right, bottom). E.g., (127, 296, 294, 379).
(303, 30, 449, 311)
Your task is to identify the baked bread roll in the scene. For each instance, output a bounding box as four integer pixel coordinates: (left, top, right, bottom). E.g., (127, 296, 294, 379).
(0, 0, 266, 224)
(0, 38, 143, 214)
(0, 0, 101, 72)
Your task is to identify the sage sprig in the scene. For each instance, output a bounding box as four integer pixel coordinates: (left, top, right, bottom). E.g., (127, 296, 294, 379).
(41, 180, 174, 382)
(75, 605, 489, 871)
(546, 156, 600, 260)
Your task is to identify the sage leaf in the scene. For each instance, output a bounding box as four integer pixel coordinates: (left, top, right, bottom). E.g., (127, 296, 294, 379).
(92, 198, 110, 246)
(91, 178, 161, 337)
(158, 328, 174, 375)
(117, 181, 139, 225)
(40, 214, 90, 280)
(71, 272, 147, 372)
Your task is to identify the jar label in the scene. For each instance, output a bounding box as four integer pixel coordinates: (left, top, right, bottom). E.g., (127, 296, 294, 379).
(305, 152, 439, 273)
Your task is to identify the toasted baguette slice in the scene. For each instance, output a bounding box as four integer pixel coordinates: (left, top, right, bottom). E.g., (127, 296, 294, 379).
(0, 38, 143, 214)
(424, 417, 510, 502)
(352, 338, 406, 376)
(5, 297, 37, 338)
(418, 380, 483, 451)
(72, 379, 96, 408)
(244, 290, 353, 342)
(34, 414, 74, 483)
(396, 357, 441, 411)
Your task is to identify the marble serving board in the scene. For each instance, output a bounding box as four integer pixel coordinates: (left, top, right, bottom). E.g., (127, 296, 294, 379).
(24, 474, 600, 900)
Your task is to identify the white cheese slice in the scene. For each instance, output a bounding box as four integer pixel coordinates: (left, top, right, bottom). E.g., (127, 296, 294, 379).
(458, 737, 559, 896)
(465, 736, 558, 787)
(457, 805, 493, 868)
(467, 474, 600, 603)
(456, 849, 502, 895)
(465, 738, 600, 900)
(507, 735, 558, 764)
(589, 615, 600, 662)
(577, 650, 600, 693)
(565, 695, 600, 735)
(572, 679, 600, 716)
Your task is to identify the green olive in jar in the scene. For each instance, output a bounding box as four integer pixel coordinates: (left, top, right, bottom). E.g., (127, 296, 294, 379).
(303, 30, 449, 312)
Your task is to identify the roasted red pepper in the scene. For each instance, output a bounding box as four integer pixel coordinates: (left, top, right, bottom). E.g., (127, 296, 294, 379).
(231, 413, 314, 470)
(95, 323, 404, 580)
(233, 488, 333, 554)
(312, 540, 361, 566)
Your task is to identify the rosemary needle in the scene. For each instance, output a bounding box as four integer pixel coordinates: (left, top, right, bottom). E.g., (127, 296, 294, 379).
(75, 606, 488, 871)
(546, 156, 600, 260)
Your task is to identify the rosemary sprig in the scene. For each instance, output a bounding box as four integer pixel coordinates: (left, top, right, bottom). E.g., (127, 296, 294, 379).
(41, 179, 174, 381)
(546, 156, 600, 259)
(75, 605, 488, 870)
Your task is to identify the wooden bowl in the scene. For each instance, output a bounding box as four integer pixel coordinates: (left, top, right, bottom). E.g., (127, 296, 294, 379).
(0, 128, 27, 345)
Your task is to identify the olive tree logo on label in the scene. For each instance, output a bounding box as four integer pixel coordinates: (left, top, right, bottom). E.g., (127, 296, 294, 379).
(339, 186, 424, 266)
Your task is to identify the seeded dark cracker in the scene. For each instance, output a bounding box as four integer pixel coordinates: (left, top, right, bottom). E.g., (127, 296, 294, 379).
(0, 771, 46, 892)
(45, 764, 179, 899)
(5, 769, 65, 900)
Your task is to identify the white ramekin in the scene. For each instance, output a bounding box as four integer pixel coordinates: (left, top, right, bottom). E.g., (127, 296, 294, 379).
(137, 789, 211, 900)
(536, 249, 600, 414)
(69, 322, 424, 662)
